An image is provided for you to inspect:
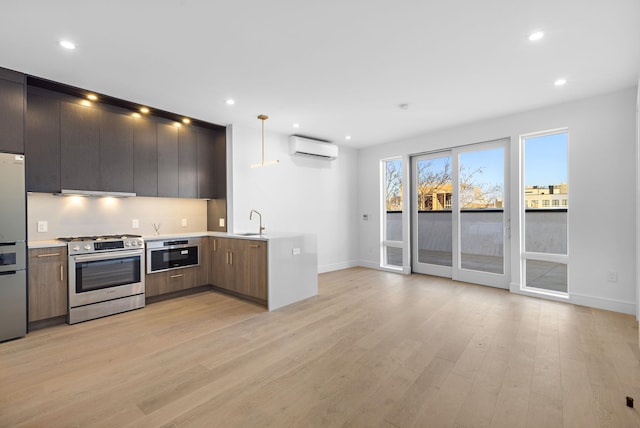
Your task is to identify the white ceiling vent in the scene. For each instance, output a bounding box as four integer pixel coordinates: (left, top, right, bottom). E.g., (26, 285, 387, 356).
(289, 136, 339, 160)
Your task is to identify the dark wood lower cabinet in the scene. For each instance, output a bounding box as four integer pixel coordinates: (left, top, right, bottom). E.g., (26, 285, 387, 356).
(146, 237, 210, 297)
(28, 247, 67, 322)
(210, 237, 267, 303)
(145, 268, 199, 297)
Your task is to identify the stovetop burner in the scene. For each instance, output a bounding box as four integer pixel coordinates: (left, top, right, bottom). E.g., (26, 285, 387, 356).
(58, 234, 142, 243)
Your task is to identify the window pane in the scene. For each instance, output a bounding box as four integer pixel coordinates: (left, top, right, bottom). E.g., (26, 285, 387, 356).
(459, 147, 505, 274)
(386, 247, 403, 267)
(384, 159, 402, 241)
(525, 260, 567, 293)
(416, 156, 452, 266)
(524, 132, 568, 254)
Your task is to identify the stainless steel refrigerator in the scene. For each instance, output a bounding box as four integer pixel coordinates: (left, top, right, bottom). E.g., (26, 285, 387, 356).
(0, 152, 26, 342)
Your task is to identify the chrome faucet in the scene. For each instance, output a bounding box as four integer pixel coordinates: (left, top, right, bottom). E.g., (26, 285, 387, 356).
(249, 209, 265, 235)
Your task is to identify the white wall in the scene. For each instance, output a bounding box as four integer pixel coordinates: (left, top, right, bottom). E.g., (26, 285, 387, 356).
(359, 87, 638, 315)
(27, 194, 207, 240)
(228, 125, 359, 273)
(636, 77, 640, 325)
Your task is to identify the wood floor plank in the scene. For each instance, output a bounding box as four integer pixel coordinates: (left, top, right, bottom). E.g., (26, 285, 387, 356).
(0, 267, 638, 427)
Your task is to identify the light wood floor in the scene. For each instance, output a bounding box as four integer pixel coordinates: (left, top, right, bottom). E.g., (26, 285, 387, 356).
(1, 267, 639, 427)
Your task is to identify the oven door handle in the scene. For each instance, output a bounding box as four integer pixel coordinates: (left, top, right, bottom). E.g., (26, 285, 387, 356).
(71, 249, 144, 263)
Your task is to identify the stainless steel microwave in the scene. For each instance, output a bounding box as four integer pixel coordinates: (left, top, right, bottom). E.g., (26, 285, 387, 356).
(146, 238, 200, 274)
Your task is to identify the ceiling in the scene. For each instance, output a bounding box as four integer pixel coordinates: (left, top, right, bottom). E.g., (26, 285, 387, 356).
(1, 0, 638, 149)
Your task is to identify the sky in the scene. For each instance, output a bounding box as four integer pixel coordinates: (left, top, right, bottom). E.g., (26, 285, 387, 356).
(523, 132, 568, 186)
(387, 131, 568, 197)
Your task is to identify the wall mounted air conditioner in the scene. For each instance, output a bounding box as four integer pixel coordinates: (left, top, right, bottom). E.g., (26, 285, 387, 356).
(289, 136, 339, 160)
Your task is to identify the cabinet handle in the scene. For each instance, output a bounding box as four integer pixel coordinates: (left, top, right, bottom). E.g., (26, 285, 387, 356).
(36, 253, 61, 258)
(229, 251, 233, 265)
(60, 265, 64, 282)
(213, 240, 217, 251)
(249, 244, 260, 248)
(170, 274, 183, 279)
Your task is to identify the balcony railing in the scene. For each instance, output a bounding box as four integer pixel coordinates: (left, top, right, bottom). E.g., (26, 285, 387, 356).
(385, 210, 567, 292)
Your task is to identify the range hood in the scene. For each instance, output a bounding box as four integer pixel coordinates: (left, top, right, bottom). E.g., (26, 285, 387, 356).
(55, 189, 136, 198)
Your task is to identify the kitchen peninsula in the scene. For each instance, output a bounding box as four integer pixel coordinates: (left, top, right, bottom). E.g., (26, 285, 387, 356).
(27, 231, 318, 327)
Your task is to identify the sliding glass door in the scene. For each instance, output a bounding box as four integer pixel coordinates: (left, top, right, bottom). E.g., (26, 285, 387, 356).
(412, 139, 509, 288)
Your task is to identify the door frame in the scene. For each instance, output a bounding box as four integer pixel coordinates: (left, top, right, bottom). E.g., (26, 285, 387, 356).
(411, 138, 510, 289)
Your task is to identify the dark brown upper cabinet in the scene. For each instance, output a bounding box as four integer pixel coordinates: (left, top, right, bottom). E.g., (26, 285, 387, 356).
(99, 109, 134, 193)
(25, 91, 61, 193)
(133, 116, 158, 197)
(60, 101, 100, 191)
(157, 122, 179, 198)
(178, 125, 198, 198)
(0, 68, 25, 154)
(197, 127, 226, 199)
(24, 77, 226, 199)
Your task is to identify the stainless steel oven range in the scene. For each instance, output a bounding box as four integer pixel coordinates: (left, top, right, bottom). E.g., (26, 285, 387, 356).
(59, 234, 145, 324)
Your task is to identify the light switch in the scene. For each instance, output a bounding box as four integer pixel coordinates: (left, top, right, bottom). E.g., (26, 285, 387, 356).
(37, 221, 48, 233)
(131, 219, 139, 229)
(181, 218, 187, 227)
(219, 218, 225, 227)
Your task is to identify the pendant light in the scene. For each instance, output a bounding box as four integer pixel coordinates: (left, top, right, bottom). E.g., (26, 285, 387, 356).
(250, 114, 280, 168)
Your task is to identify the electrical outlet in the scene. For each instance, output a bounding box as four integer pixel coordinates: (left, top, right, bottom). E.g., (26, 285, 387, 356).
(363, 214, 369, 221)
(607, 271, 618, 282)
(181, 218, 187, 227)
(292, 248, 301, 255)
(131, 219, 139, 229)
(37, 220, 48, 233)
(219, 218, 225, 227)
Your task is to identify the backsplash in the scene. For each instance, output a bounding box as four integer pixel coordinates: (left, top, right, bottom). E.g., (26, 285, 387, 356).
(27, 193, 207, 241)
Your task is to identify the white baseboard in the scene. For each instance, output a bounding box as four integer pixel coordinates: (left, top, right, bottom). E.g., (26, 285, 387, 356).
(319, 260, 410, 275)
(318, 260, 360, 274)
(570, 292, 636, 315)
(510, 282, 636, 315)
(357, 260, 380, 270)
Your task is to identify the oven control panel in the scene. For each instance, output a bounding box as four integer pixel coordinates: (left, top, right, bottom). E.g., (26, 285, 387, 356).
(68, 237, 144, 254)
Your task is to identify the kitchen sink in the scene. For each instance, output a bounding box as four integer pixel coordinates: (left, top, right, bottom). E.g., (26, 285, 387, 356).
(235, 232, 263, 236)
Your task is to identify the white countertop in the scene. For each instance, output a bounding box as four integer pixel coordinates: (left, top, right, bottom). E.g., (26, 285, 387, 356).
(28, 231, 308, 248)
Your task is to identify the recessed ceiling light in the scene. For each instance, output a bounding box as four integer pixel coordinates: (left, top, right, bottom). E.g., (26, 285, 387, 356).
(87, 94, 97, 101)
(529, 31, 544, 41)
(140, 107, 149, 114)
(59, 40, 76, 50)
(225, 99, 235, 105)
(182, 118, 191, 124)
(554, 78, 567, 86)
(293, 123, 300, 128)
(345, 135, 352, 140)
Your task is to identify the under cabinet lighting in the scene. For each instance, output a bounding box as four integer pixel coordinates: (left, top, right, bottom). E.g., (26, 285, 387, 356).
(140, 107, 149, 114)
(87, 94, 98, 101)
(80, 100, 91, 107)
(174, 122, 182, 128)
(132, 112, 141, 118)
(554, 78, 567, 86)
(225, 99, 235, 105)
(182, 118, 191, 124)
